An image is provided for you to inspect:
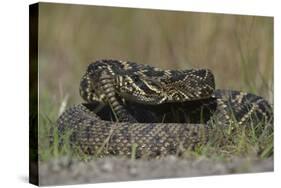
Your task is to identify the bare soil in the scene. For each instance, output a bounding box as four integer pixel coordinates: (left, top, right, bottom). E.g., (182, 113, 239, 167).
(39, 156, 273, 186)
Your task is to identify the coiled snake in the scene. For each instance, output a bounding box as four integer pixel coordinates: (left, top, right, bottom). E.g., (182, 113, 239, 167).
(56, 60, 273, 158)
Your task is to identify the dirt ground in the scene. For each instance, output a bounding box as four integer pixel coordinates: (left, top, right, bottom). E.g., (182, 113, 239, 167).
(39, 156, 273, 186)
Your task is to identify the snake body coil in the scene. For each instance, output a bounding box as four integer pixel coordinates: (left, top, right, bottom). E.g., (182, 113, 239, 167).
(56, 60, 273, 158)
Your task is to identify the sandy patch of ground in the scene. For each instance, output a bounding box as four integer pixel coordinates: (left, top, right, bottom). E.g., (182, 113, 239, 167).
(39, 156, 273, 186)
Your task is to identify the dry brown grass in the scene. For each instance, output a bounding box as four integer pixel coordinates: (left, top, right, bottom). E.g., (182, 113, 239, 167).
(37, 3, 273, 161)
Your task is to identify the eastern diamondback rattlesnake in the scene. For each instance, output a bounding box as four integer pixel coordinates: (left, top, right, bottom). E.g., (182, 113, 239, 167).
(56, 60, 273, 158)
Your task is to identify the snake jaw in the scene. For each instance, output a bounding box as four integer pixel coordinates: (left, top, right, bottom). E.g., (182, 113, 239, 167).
(118, 90, 166, 105)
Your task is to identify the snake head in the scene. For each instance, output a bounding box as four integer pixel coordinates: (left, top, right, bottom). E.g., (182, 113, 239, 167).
(116, 74, 167, 105)
(116, 68, 215, 105)
(80, 61, 215, 106)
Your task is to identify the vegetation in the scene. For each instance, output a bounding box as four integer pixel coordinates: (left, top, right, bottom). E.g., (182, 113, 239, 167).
(37, 3, 273, 162)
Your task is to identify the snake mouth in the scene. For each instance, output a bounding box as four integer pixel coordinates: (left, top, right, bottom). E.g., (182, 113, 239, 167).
(118, 91, 166, 105)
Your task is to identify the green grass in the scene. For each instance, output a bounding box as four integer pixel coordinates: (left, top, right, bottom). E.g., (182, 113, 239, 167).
(36, 4, 273, 162)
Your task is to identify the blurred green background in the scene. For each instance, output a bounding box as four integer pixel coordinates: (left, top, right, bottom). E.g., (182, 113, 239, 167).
(38, 3, 273, 119)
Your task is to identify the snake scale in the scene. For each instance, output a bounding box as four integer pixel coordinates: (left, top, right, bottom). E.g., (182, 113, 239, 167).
(56, 59, 273, 158)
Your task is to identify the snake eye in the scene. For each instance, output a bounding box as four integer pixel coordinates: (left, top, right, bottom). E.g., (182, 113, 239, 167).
(132, 75, 140, 82)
